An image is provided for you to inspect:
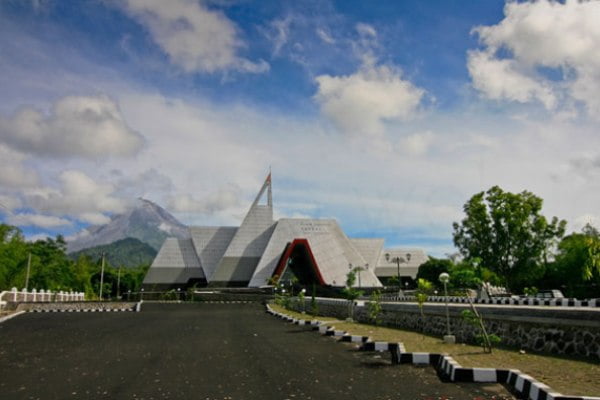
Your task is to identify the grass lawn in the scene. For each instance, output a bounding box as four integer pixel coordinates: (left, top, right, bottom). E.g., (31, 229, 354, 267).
(269, 304, 600, 397)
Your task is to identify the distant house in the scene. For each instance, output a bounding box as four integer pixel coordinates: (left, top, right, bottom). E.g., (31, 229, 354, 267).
(142, 175, 426, 289)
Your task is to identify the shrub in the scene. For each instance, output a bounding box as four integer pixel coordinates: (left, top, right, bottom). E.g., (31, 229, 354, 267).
(368, 290, 382, 325)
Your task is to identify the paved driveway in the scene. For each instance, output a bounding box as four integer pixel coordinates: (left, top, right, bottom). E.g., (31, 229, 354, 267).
(0, 303, 514, 399)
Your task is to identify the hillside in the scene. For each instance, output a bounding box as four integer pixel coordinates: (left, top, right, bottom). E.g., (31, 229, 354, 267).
(68, 237, 157, 268)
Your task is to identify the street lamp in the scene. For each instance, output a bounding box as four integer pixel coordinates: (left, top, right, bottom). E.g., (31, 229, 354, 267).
(385, 253, 402, 297)
(349, 263, 366, 288)
(301, 288, 307, 312)
(99, 252, 106, 300)
(439, 272, 455, 344)
(357, 264, 366, 288)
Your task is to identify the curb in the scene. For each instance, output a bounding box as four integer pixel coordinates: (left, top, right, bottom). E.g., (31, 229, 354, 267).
(266, 304, 600, 400)
(0, 311, 26, 324)
(28, 308, 136, 313)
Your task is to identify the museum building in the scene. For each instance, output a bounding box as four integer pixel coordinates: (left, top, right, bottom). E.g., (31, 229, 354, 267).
(142, 175, 426, 289)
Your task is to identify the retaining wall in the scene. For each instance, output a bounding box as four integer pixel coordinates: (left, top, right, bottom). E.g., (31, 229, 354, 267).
(291, 297, 600, 360)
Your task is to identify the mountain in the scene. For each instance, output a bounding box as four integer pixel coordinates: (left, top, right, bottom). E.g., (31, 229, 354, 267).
(68, 237, 157, 268)
(67, 198, 190, 253)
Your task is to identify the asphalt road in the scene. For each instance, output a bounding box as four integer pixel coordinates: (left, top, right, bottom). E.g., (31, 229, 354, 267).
(0, 303, 514, 399)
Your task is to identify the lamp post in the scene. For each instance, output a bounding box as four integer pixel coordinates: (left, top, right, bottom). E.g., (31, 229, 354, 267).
(116, 266, 121, 299)
(349, 263, 366, 288)
(25, 253, 32, 291)
(439, 272, 455, 344)
(385, 253, 404, 298)
(99, 252, 105, 300)
(301, 288, 306, 313)
(357, 264, 365, 288)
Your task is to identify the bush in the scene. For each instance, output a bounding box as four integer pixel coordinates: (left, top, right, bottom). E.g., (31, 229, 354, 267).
(368, 290, 382, 325)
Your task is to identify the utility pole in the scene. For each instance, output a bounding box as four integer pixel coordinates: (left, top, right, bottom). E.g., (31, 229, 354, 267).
(99, 253, 105, 300)
(116, 266, 121, 299)
(25, 253, 32, 290)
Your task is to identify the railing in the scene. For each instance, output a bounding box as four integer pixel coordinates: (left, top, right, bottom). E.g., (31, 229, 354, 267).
(0, 287, 85, 312)
(378, 293, 599, 307)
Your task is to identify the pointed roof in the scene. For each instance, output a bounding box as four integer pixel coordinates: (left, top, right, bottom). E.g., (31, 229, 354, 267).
(211, 174, 276, 282)
(143, 238, 204, 285)
(248, 218, 382, 287)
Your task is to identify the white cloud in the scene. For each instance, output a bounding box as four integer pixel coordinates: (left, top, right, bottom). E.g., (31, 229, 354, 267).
(314, 63, 425, 137)
(0, 144, 39, 188)
(399, 131, 435, 156)
(78, 212, 111, 225)
(25, 170, 126, 221)
(571, 214, 600, 234)
(8, 213, 72, 228)
(469, 0, 600, 115)
(355, 22, 377, 39)
(0, 95, 144, 158)
(118, 0, 268, 74)
(265, 16, 292, 56)
(168, 185, 241, 214)
(114, 168, 174, 199)
(0, 194, 21, 213)
(26, 233, 53, 242)
(467, 50, 556, 109)
(315, 28, 335, 44)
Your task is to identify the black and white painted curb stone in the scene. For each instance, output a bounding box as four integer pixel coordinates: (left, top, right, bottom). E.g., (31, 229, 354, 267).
(266, 304, 600, 400)
(29, 308, 136, 312)
(25, 301, 143, 313)
(145, 300, 254, 304)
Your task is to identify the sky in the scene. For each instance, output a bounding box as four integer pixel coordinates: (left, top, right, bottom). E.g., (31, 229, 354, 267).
(1, 0, 600, 257)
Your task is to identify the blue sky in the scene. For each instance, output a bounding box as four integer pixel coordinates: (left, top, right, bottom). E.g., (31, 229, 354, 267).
(1, 0, 600, 256)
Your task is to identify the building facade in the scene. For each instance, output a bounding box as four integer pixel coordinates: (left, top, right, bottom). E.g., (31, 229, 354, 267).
(142, 175, 426, 289)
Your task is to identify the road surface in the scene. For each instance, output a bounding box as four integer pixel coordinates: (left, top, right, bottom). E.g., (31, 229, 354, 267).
(0, 303, 514, 399)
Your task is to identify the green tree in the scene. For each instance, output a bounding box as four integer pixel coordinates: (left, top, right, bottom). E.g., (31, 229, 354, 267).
(416, 278, 433, 335)
(342, 269, 363, 320)
(367, 290, 382, 325)
(449, 260, 482, 290)
(549, 224, 600, 297)
(452, 186, 566, 291)
(416, 257, 453, 288)
(0, 224, 29, 289)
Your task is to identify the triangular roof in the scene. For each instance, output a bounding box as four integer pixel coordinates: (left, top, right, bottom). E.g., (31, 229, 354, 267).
(211, 174, 276, 283)
(248, 218, 382, 287)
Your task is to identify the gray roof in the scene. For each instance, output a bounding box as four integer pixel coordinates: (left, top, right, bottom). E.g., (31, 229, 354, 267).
(349, 238, 384, 270)
(143, 238, 204, 284)
(248, 219, 382, 287)
(213, 186, 276, 282)
(190, 226, 237, 281)
(374, 248, 429, 279)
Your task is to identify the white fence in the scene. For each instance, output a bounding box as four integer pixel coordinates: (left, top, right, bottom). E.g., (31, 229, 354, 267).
(0, 287, 85, 311)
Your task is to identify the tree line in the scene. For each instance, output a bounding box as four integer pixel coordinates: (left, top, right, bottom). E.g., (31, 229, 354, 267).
(0, 224, 149, 299)
(418, 186, 600, 299)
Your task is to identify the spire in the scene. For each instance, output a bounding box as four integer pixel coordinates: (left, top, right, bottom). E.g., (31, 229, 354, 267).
(267, 168, 272, 207)
(251, 172, 273, 208)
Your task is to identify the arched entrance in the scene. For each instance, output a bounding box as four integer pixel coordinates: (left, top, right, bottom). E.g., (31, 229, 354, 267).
(272, 239, 325, 286)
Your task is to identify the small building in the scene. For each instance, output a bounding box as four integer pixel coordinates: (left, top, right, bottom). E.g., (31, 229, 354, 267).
(142, 175, 427, 289)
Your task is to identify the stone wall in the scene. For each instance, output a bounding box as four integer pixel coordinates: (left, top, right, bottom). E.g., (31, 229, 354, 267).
(290, 298, 600, 360)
